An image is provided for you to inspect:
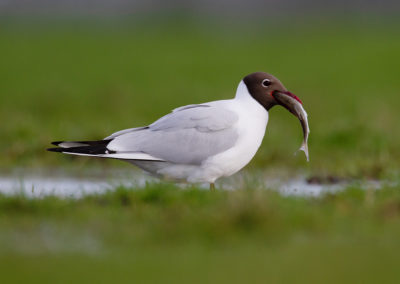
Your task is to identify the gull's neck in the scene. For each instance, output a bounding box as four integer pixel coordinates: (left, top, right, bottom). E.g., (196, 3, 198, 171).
(234, 81, 268, 113)
(234, 81, 252, 101)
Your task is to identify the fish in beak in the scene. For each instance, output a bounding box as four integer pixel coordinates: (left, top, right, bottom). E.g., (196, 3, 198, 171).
(272, 91, 310, 161)
(242, 72, 310, 162)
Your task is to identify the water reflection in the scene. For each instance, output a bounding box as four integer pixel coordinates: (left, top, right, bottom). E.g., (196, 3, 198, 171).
(0, 170, 384, 198)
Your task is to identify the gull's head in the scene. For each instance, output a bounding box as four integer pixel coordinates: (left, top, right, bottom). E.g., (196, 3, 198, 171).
(242, 71, 302, 112)
(243, 72, 310, 161)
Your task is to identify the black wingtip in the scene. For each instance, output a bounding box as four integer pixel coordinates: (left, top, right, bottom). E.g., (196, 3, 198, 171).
(48, 139, 113, 155)
(51, 141, 64, 146)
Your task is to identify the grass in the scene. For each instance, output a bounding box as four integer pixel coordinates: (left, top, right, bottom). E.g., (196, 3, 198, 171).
(0, 19, 400, 178)
(1, 184, 400, 283)
(1, 18, 400, 283)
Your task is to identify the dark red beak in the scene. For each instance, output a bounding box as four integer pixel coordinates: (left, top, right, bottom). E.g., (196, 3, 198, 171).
(273, 90, 302, 105)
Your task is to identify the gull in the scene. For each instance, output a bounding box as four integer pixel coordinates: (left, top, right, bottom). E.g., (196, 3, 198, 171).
(48, 72, 309, 190)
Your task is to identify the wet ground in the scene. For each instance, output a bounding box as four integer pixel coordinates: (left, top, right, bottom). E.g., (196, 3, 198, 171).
(0, 168, 386, 198)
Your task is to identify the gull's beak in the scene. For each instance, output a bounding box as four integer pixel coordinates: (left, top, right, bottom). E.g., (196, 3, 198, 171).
(272, 91, 303, 115)
(272, 90, 310, 161)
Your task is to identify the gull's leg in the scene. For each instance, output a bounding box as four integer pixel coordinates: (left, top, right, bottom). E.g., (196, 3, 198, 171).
(210, 183, 215, 191)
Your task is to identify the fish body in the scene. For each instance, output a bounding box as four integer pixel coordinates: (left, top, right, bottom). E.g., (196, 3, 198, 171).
(272, 92, 310, 161)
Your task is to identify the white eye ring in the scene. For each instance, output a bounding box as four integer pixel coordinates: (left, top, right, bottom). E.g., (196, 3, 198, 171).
(262, 79, 272, 87)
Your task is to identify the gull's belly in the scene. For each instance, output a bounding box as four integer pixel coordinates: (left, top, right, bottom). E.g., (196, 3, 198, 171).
(203, 121, 267, 177)
(187, 111, 268, 183)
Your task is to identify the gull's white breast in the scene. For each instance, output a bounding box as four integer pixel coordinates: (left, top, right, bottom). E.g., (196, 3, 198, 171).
(187, 81, 269, 183)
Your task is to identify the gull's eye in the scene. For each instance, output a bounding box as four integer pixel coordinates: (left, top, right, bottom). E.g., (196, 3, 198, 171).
(262, 79, 271, 87)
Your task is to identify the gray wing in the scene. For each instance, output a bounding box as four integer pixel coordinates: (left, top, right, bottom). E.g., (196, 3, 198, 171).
(107, 104, 239, 164)
(105, 126, 149, 140)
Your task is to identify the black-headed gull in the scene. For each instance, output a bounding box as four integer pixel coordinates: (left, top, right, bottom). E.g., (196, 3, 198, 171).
(48, 72, 309, 190)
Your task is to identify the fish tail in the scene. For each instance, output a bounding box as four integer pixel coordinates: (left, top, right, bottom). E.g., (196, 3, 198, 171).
(299, 142, 309, 162)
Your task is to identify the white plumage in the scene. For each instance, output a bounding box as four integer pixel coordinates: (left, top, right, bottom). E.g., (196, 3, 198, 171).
(53, 81, 268, 183)
(49, 71, 309, 187)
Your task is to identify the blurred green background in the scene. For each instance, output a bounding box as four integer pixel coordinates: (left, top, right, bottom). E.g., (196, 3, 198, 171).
(1, 1, 400, 283)
(1, 16, 399, 178)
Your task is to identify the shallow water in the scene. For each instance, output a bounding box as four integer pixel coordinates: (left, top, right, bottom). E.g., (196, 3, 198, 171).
(0, 169, 384, 198)
(0, 171, 148, 198)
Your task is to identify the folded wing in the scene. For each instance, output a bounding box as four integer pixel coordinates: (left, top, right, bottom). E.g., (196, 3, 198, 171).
(107, 104, 239, 164)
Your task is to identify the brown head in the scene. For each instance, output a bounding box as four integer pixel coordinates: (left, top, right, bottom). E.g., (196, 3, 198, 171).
(243, 72, 309, 158)
(243, 71, 302, 111)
